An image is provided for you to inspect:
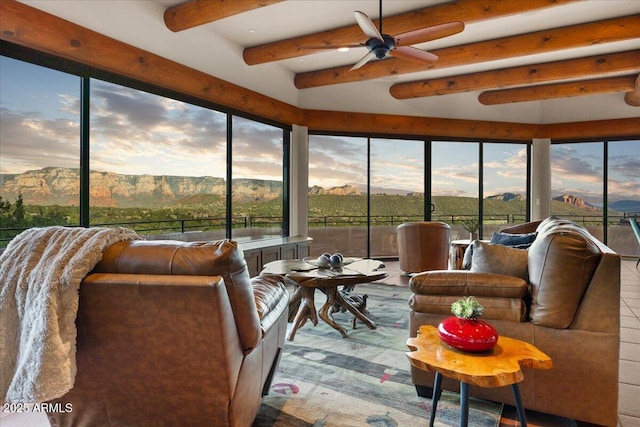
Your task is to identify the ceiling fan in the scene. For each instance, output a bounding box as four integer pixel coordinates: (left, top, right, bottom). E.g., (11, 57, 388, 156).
(329, 0, 464, 71)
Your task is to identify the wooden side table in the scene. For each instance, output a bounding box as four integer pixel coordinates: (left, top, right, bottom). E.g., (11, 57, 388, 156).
(406, 325, 552, 427)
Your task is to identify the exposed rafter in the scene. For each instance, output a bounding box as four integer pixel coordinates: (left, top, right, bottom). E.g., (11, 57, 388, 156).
(294, 15, 640, 90)
(243, 0, 578, 66)
(389, 50, 640, 99)
(624, 75, 640, 107)
(478, 75, 639, 105)
(164, 0, 284, 33)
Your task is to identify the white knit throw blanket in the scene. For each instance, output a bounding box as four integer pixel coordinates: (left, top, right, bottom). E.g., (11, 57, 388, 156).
(0, 226, 140, 404)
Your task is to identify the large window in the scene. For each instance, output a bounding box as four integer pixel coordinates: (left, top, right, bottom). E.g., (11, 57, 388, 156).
(0, 52, 289, 247)
(89, 80, 228, 239)
(231, 115, 284, 241)
(482, 143, 528, 237)
(309, 137, 529, 257)
(370, 138, 424, 258)
(0, 56, 81, 246)
(432, 141, 480, 240)
(551, 139, 640, 256)
(551, 142, 604, 240)
(607, 139, 640, 256)
(308, 135, 367, 257)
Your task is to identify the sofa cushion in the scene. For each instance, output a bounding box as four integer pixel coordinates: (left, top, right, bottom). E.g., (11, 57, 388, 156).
(469, 240, 529, 281)
(490, 231, 537, 248)
(410, 270, 528, 299)
(527, 228, 601, 328)
(409, 294, 527, 322)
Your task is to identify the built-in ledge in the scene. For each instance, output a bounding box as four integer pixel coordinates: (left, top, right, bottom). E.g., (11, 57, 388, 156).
(239, 235, 312, 277)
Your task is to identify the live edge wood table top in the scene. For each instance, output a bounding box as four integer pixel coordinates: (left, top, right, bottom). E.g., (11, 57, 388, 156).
(406, 325, 552, 427)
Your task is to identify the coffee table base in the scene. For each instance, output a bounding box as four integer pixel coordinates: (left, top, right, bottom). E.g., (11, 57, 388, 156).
(287, 285, 377, 341)
(429, 372, 527, 427)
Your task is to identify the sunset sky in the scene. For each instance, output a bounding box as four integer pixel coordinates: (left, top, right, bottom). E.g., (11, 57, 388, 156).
(1, 55, 639, 205)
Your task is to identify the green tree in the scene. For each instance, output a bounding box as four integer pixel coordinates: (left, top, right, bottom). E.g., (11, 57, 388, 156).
(0, 196, 11, 228)
(13, 194, 25, 225)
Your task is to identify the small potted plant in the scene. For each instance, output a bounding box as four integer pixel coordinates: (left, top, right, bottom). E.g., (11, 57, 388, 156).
(460, 219, 479, 241)
(437, 296, 498, 352)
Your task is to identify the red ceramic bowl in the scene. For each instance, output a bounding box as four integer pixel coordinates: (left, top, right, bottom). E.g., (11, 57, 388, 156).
(437, 316, 498, 353)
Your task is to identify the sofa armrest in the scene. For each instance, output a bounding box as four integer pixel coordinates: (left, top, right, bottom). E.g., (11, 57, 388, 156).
(410, 270, 528, 299)
(251, 274, 289, 334)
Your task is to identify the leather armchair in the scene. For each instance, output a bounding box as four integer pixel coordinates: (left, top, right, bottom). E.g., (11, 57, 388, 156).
(408, 218, 620, 426)
(397, 221, 451, 274)
(46, 239, 289, 427)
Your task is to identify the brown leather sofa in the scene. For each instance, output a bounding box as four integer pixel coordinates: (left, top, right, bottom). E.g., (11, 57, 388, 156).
(397, 221, 451, 274)
(408, 218, 620, 426)
(46, 239, 289, 427)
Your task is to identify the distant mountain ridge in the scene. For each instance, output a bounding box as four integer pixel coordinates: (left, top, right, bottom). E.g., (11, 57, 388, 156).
(0, 168, 364, 208)
(486, 192, 524, 202)
(2, 168, 638, 213)
(553, 194, 596, 210)
(609, 199, 640, 213)
(0, 167, 282, 208)
(308, 184, 361, 196)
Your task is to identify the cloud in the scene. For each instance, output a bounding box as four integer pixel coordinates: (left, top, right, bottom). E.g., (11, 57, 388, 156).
(2, 78, 285, 179)
(0, 106, 79, 173)
(91, 84, 167, 129)
(609, 155, 640, 179)
(87, 82, 285, 177)
(308, 135, 367, 188)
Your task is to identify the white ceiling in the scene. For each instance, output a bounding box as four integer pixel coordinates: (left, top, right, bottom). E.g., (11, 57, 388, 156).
(22, 0, 640, 125)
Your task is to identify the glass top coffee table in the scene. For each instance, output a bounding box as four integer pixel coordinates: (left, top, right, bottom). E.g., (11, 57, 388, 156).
(261, 258, 387, 341)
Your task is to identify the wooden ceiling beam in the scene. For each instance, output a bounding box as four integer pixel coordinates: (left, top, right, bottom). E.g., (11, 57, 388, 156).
(624, 75, 640, 107)
(478, 75, 639, 105)
(244, 0, 577, 65)
(538, 118, 640, 139)
(294, 15, 640, 90)
(302, 109, 539, 140)
(164, 0, 284, 33)
(390, 50, 640, 99)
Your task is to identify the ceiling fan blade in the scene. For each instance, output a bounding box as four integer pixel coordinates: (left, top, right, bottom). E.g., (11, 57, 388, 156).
(301, 44, 364, 50)
(394, 21, 465, 46)
(391, 46, 438, 64)
(349, 51, 377, 71)
(354, 11, 383, 42)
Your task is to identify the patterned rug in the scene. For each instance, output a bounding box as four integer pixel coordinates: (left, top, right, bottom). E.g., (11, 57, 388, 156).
(253, 282, 502, 427)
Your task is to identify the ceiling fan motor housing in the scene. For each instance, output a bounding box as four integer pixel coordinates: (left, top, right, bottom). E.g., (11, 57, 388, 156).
(366, 35, 395, 59)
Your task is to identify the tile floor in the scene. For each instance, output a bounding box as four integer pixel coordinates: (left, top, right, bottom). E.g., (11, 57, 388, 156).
(2, 259, 639, 427)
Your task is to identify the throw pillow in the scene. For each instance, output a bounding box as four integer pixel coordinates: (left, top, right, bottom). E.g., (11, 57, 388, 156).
(462, 242, 475, 270)
(490, 231, 537, 249)
(470, 240, 529, 281)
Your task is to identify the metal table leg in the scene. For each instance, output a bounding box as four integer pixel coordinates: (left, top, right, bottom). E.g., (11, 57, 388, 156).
(429, 372, 443, 427)
(460, 382, 469, 427)
(511, 383, 527, 427)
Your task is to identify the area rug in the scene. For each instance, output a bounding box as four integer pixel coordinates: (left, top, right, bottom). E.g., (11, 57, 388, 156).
(253, 282, 502, 427)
